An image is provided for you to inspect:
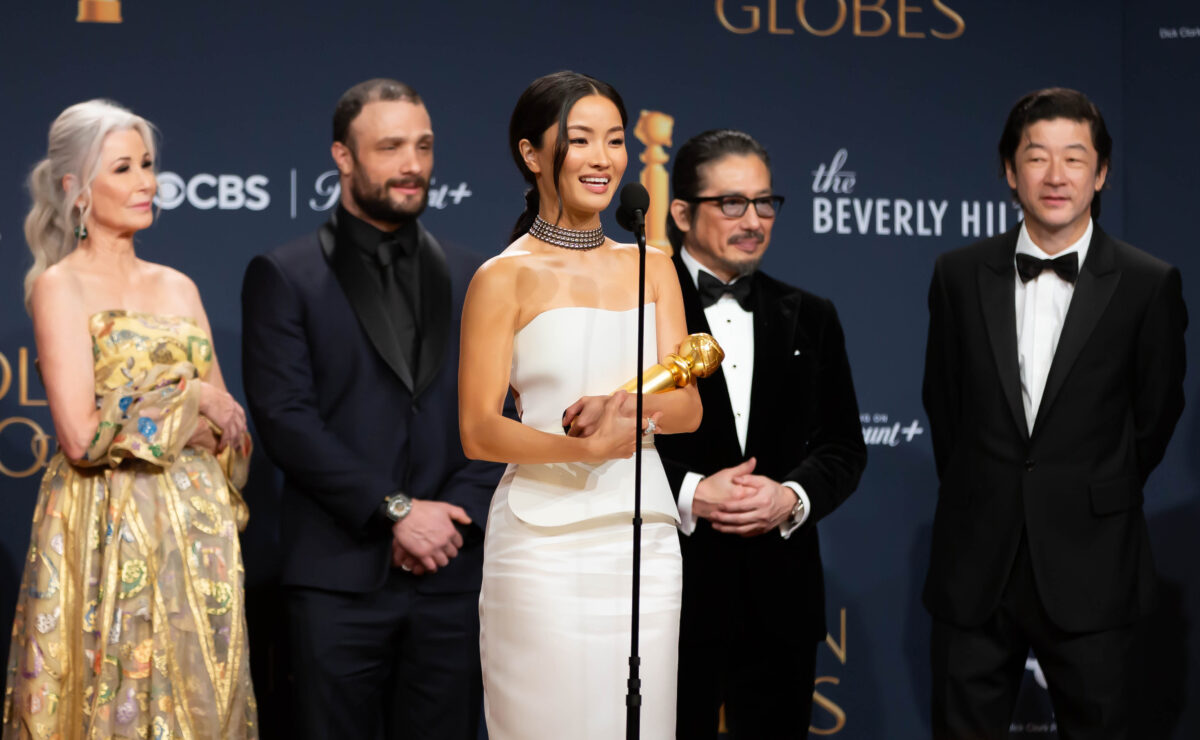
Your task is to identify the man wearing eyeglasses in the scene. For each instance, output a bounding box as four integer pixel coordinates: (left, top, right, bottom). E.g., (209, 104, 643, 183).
(655, 129, 867, 739)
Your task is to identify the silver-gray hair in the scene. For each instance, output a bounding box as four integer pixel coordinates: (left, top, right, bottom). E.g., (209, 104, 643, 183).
(22, 99, 157, 312)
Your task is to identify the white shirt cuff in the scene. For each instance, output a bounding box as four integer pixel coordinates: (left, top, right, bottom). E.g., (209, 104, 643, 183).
(677, 471, 704, 535)
(779, 481, 810, 539)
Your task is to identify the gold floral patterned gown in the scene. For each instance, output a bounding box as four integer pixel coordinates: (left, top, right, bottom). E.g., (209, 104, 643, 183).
(2, 311, 257, 739)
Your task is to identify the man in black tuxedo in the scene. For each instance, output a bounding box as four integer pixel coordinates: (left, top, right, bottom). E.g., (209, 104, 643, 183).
(241, 79, 505, 739)
(655, 129, 867, 738)
(922, 88, 1187, 739)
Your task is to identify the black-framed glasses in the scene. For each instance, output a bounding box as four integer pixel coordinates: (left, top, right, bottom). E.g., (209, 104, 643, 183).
(684, 194, 785, 219)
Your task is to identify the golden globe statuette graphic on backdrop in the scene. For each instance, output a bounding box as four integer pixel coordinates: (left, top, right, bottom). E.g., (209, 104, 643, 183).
(77, 0, 122, 23)
(634, 110, 674, 254)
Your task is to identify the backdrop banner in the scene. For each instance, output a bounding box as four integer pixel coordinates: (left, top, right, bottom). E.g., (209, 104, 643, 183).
(1, 1, 1197, 737)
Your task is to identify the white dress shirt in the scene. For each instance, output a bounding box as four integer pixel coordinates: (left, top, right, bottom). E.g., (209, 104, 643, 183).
(1014, 219, 1093, 433)
(675, 247, 810, 537)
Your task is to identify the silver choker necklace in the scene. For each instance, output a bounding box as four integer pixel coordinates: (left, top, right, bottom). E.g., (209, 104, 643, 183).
(529, 215, 605, 250)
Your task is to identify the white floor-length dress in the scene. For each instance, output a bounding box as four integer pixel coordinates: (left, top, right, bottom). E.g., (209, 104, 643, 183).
(480, 305, 682, 739)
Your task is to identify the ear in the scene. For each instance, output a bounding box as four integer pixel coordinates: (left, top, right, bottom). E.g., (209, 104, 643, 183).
(1094, 161, 1109, 191)
(1004, 160, 1018, 191)
(331, 141, 354, 177)
(62, 174, 87, 208)
(519, 139, 541, 174)
(669, 199, 692, 234)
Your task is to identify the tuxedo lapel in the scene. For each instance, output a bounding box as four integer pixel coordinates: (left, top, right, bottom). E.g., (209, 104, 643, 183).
(672, 254, 739, 447)
(413, 225, 451, 398)
(746, 274, 799, 454)
(319, 221, 415, 391)
(1032, 228, 1120, 436)
(977, 232, 1028, 441)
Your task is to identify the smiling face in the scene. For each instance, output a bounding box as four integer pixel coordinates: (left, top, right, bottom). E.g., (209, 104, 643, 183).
(333, 99, 433, 227)
(669, 153, 774, 282)
(521, 94, 627, 228)
(81, 127, 157, 237)
(1005, 117, 1107, 252)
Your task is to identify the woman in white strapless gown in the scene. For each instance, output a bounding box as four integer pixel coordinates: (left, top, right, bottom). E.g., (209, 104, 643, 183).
(459, 72, 702, 739)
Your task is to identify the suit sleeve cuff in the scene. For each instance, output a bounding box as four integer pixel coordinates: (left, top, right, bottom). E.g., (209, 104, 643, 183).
(677, 471, 704, 536)
(779, 481, 810, 539)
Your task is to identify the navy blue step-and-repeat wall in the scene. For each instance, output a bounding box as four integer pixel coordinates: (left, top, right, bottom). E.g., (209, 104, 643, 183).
(1, 1, 1197, 737)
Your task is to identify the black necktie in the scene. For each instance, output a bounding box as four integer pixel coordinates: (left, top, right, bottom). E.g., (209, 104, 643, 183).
(1015, 252, 1079, 284)
(697, 270, 753, 310)
(376, 238, 420, 370)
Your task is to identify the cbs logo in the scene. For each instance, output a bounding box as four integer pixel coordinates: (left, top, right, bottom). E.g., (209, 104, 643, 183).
(154, 172, 270, 211)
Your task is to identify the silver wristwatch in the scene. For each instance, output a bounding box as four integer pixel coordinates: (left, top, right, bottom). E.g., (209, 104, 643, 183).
(788, 492, 806, 524)
(382, 492, 413, 522)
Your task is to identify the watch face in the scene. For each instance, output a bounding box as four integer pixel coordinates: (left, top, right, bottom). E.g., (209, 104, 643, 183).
(387, 495, 412, 520)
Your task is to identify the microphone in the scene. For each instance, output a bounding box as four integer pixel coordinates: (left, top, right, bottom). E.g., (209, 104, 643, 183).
(615, 183, 650, 234)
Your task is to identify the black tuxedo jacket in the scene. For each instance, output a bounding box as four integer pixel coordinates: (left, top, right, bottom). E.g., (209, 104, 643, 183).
(655, 254, 867, 646)
(241, 218, 505, 595)
(922, 225, 1187, 633)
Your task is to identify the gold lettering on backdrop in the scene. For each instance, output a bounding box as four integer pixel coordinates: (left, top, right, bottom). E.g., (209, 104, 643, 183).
(898, 0, 925, 38)
(769, 0, 796, 34)
(811, 677, 848, 734)
(825, 607, 847, 664)
(76, 0, 122, 23)
(853, 0, 891, 37)
(930, 0, 965, 39)
(635, 111, 675, 254)
(19, 348, 47, 407)
(0, 417, 52, 478)
(796, 0, 848, 37)
(0, 351, 11, 401)
(715, 0, 761, 33)
(715, 0, 964, 37)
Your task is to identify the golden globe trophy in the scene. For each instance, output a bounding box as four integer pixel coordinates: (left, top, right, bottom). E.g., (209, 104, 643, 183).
(634, 110, 674, 255)
(619, 333, 724, 394)
(77, 0, 122, 23)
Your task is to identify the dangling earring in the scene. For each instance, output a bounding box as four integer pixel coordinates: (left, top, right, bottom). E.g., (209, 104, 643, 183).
(74, 204, 88, 240)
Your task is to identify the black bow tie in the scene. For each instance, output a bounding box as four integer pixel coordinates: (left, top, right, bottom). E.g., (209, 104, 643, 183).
(1015, 252, 1079, 284)
(697, 270, 753, 310)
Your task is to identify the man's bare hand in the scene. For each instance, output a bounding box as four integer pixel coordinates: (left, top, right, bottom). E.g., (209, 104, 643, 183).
(391, 500, 471, 573)
(708, 473, 797, 537)
(693, 458, 758, 521)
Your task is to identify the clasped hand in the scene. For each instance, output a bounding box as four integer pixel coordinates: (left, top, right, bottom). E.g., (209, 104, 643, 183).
(190, 380, 248, 453)
(562, 391, 661, 463)
(391, 501, 472, 575)
(693, 457, 798, 536)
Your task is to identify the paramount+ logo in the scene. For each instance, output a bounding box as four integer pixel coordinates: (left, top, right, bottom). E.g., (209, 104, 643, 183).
(154, 172, 271, 211)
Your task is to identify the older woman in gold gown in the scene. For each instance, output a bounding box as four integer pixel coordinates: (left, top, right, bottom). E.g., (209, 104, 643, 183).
(3, 100, 257, 739)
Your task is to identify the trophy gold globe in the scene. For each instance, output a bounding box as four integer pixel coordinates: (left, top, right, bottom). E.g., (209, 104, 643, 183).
(619, 333, 724, 394)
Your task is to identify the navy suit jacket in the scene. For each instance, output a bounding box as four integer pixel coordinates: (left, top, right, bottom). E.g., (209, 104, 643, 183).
(241, 218, 505, 595)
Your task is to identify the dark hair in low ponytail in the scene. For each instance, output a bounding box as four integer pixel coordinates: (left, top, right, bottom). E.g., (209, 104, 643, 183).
(507, 70, 627, 243)
(511, 188, 540, 244)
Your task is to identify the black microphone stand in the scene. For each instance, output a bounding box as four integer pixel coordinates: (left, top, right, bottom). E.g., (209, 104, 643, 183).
(625, 205, 647, 740)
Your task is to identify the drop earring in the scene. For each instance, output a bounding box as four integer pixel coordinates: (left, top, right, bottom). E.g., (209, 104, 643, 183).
(74, 205, 88, 240)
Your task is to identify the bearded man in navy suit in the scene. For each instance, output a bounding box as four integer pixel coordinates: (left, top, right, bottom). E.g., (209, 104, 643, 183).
(242, 78, 505, 740)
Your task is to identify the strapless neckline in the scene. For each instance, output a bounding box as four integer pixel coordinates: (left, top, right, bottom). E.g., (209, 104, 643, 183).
(516, 305, 645, 337)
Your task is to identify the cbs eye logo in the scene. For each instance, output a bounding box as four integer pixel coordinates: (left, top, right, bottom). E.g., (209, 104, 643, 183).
(154, 172, 271, 211)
